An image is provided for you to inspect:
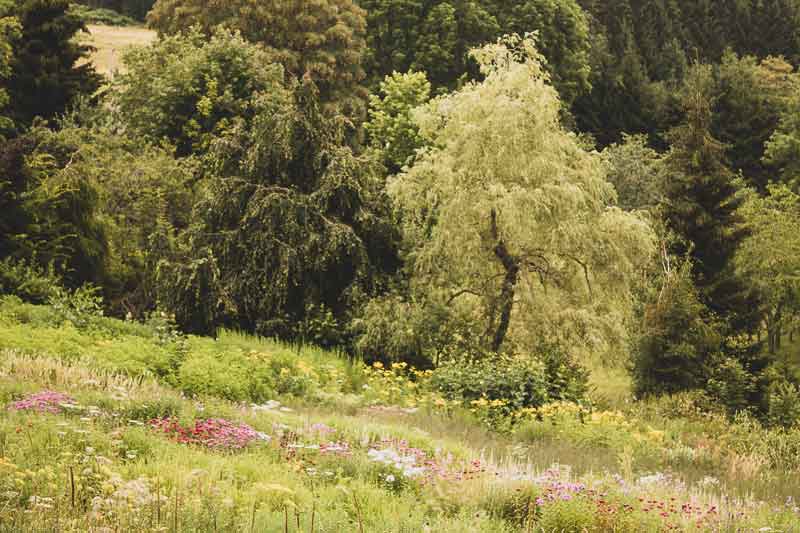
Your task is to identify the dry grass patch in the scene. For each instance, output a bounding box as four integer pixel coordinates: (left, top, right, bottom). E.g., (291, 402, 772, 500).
(79, 24, 156, 75)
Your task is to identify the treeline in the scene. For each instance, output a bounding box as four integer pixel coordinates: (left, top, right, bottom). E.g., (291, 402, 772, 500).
(73, 0, 155, 20)
(3, 0, 800, 423)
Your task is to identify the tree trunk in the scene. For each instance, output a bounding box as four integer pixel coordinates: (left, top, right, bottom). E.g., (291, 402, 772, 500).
(489, 209, 519, 353)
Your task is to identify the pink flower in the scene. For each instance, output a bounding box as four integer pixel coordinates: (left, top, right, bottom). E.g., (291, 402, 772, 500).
(9, 391, 75, 414)
(149, 418, 266, 450)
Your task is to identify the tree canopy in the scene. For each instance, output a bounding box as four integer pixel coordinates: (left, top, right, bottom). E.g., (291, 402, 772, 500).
(390, 36, 654, 356)
(147, 0, 368, 116)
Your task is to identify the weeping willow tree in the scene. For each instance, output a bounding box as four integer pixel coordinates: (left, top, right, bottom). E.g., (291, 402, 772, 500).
(156, 79, 400, 338)
(389, 35, 655, 358)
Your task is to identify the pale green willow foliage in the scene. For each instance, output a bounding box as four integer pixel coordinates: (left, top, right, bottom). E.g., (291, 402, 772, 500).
(389, 35, 656, 360)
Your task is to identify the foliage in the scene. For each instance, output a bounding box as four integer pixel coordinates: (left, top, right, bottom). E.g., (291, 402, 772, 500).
(764, 67, 800, 188)
(41, 124, 197, 316)
(113, 27, 285, 157)
(350, 291, 475, 368)
(632, 263, 722, 396)
(713, 53, 795, 192)
(391, 35, 654, 357)
(573, 0, 800, 146)
(146, 0, 368, 116)
(0, 259, 60, 304)
(155, 79, 400, 338)
(0, 2, 19, 136)
(68, 3, 137, 25)
(359, 0, 498, 91)
(4, 0, 100, 128)
(736, 184, 800, 354)
(767, 380, 800, 428)
(489, 0, 592, 105)
(72, 0, 155, 21)
(602, 133, 666, 211)
(430, 342, 588, 417)
(706, 356, 757, 416)
(0, 128, 109, 289)
(365, 71, 431, 173)
(537, 496, 597, 531)
(662, 62, 757, 336)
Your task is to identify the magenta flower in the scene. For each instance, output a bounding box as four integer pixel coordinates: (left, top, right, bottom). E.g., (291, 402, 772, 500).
(149, 417, 266, 450)
(9, 391, 76, 414)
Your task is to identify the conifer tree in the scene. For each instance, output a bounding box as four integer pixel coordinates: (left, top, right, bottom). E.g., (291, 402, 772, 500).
(6, 0, 100, 128)
(663, 63, 758, 334)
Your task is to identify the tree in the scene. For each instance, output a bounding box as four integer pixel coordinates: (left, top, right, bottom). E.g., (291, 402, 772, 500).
(736, 184, 800, 354)
(45, 123, 197, 315)
(360, 0, 498, 92)
(633, 261, 722, 395)
(713, 52, 794, 192)
(0, 1, 19, 136)
(364, 70, 431, 173)
(73, 0, 157, 21)
(0, 127, 108, 288)
(602, 133, 666, 211)
(662, 63, 757, 334)
(146, 0, 368, 115)
(489, 0, 592, 105)
(390, 36, 654, 355)
(155, 80, 400, 337)
(113, 28, 285, 157)
(5, 0, 100, 128)
(764, 66, 800, 189)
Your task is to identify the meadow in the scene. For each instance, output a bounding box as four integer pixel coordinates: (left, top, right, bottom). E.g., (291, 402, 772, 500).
(0, 296, 798, 532)
(79, 24, 156, 75)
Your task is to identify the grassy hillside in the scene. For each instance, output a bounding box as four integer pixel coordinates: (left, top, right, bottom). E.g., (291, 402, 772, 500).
(0, 296, 799, 531)
(79, 24, 156, 75)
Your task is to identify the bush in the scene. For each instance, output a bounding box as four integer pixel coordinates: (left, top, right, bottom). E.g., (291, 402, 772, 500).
(431, 356, 548, 415)
(767, 380, 800, 428)
(632, 264, 723, 396)
(706, 356, 757, 415)
(69, 4, 136, 25)
(430, 341, 588, 414)
(72, 0, 155, 21)
(0, 259, 60, 304)
(48, 284, 104, 330)
(351, 293, 472, 369)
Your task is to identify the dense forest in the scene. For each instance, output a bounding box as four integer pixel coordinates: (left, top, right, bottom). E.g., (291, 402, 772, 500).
(3, 0, 800, 428)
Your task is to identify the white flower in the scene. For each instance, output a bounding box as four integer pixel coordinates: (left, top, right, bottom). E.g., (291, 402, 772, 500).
(385, 474, 396, 483)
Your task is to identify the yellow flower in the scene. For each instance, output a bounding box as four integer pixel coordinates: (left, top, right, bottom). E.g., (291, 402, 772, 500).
(372, 362, 384, 369)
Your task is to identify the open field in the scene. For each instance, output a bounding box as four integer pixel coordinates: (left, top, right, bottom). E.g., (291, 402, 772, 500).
(80, 24, 156, 75)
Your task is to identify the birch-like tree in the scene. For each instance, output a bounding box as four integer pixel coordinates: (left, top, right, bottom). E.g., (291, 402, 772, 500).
(389, 35, 655, 356)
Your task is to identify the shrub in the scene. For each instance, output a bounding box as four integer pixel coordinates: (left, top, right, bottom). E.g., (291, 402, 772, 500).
(48, 284, 104, 329)
(0, 259, 60, 304)
(351, 293, 471, 369)
(706, 356, 757, 415)
(767, 380, 800, 428)
(68, 4, 136, 25)
(431, 356, 549, 412)
(632, 264, 722, 396)
(431, 343, 588, 416)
